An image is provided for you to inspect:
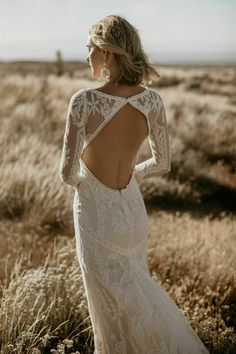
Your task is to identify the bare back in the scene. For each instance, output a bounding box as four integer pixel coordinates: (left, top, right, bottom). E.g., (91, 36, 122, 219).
(59, 86, 171, 190)
(81, 98, 149, 190)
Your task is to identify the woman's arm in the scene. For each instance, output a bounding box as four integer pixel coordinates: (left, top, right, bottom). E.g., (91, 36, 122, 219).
(134, 93, 171, 183)
(59, 89, 86, 189)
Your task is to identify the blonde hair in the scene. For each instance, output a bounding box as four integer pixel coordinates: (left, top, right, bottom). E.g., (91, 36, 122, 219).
(89, 15, 160, 86)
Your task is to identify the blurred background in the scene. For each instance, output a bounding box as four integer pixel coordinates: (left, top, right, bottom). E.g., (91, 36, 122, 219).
(0, 1, 235, 353)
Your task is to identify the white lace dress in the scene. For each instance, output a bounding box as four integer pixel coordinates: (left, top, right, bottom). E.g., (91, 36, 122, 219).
(59, 87, 209, 354)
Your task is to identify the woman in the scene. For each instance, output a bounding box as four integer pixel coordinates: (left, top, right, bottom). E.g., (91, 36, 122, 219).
(59, 14, 209, 354)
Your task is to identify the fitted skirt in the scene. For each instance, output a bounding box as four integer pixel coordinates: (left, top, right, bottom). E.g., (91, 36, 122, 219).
(72, 158, 209, 354)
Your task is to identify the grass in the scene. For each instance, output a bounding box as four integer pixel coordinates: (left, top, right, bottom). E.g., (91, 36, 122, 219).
(0, 62, 235, 353)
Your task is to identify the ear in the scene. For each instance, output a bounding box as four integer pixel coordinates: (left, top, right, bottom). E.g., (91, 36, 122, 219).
(102, 49, 110, 62)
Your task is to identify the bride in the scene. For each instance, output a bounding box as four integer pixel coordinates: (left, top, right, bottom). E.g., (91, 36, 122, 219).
(59, 14, 209, 354)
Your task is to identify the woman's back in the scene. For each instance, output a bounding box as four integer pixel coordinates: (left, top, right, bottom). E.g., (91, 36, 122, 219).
(81, 86, 149, 190)
(58, 14, 210, 353)
(59, 86, 171, 190)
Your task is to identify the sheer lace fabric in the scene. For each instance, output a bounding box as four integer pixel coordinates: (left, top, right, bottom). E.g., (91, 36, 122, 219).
(59, 88, 209, 354)
(59, 87, 171, 189)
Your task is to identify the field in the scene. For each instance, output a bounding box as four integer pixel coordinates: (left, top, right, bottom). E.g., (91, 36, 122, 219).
(0, 61, 235, 353)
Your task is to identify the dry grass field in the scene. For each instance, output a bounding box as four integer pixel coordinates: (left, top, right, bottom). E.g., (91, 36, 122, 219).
(0, 61, 235, 353)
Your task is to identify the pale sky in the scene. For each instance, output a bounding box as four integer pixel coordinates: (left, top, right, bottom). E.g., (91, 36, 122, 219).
(0, 0, 235, 64)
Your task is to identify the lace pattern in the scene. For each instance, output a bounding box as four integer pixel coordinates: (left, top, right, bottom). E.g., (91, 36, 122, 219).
(60, 87, 209, 354)
(59, 87, 171, 189)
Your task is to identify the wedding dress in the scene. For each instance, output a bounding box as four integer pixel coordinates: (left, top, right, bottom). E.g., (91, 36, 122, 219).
(59, 87, 209, 354)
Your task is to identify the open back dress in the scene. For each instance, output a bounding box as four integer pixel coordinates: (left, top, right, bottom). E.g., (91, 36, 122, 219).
(59, 87, 209, 354)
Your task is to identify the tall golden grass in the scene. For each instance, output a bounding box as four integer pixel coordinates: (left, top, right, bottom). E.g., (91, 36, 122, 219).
(0, 62, 235, 353)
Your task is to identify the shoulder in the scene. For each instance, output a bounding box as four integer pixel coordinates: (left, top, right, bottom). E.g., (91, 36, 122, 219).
(67, 89, 90, 121)
(146, 87, 162, 102)
(68, 88, 91, 113)
(145, 88, 164, 115)
(70, 88, 89, 102)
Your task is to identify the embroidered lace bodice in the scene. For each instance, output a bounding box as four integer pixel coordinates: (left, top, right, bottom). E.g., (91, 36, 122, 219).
(59, 87, 171, 188)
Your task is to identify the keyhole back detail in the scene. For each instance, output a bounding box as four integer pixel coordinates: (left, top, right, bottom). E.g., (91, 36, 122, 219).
(59, 86, 171, 189)
(81, 100, 149, 191)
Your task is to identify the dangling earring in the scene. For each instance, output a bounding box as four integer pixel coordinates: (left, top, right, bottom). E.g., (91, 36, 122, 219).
(98, 62, 110, 83)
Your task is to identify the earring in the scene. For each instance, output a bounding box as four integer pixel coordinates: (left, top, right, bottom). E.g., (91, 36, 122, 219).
(98, 62, 110, 83)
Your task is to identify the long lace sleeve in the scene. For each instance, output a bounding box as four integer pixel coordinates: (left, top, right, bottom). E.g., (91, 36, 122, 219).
(59, 89, 87, 189)
(134, 93, 171, 183)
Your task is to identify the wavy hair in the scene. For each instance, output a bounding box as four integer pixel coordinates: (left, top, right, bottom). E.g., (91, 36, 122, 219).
(88, 15, 160, 85)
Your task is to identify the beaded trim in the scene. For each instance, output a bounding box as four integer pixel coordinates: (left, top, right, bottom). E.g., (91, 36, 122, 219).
(88, 87, 149, 101)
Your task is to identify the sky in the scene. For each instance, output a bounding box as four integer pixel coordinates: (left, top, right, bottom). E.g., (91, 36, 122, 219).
(0, 0, 235, 64)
